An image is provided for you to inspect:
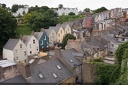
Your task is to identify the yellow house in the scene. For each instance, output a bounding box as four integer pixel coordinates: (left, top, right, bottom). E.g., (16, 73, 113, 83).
(61, 23, 72, 34)
(49, 26, 65, 43)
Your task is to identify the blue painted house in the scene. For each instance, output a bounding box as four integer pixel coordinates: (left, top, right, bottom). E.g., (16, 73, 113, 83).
(33, 32, 49, 49)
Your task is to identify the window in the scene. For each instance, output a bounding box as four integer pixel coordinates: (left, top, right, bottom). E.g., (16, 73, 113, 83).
(41, 41, 43, 45)
(61, 30, 62, 33)
(52, 73, 57, 78)
(59, 40, 60, 42)
(30, 51, 32, 54)
(58, 34, 60, 37)
(33, 40, 35, 44)
(20, 44, 22, 48)
(30, 44, 31, 48)
(37, 47, 38, 51)
(15, 49, 18, 53)
(57, 65, 61, 70)
(24, 51, 26, 56)
(69, 60, 73, 63)
(44, 36, 46, 40)
(122, 38, 125, 41)
(111, 44, 114, 47)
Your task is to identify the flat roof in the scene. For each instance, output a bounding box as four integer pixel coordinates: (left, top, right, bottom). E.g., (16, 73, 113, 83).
(0, 60, 16, 68)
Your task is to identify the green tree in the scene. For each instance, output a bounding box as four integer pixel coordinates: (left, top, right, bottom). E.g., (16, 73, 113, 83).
(1, 4, 6, 9)
(0, 7, 17, 54)
(11, 4, 18, 12)
(58, 4, 63, 9)
(61, 34, 76, 49)
(93, 7, 108, 14)
(24, 13, 31, 23)
(84, 8, 91, 12)
(68, 12, 75, 16)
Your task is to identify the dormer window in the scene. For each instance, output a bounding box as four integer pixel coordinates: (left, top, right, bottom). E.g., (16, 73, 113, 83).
(69, 59, 73, 63)
(33, 40, 35, 44)
(52, 73, 57, 78)
(56, 65, 61, 70)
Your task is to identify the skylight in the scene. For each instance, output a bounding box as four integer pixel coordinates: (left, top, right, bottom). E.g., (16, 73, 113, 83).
(69, 59, 73, 63)
(38, 73, 44, 79)
(52, 73, 57, 78)
(57, 65, 61, 70)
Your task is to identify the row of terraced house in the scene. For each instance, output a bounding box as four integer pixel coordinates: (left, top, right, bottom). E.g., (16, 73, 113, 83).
(1, 7, 128, 84)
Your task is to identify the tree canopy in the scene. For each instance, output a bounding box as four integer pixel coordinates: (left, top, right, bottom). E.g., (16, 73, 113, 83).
(0, 7, 17, 53)
(61, 34, 76, 49)
(93, 7, 108, 14)
(83, 8, 91, 12)
(11, 4, 19, 12)
(58, 4, 63, 9)
(68, 12, 75, 16)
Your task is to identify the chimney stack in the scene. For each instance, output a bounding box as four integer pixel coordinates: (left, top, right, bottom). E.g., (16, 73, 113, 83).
(31, 31, 35, 36)
(20, 34, 23, 40)
(17, 62, 31, 79)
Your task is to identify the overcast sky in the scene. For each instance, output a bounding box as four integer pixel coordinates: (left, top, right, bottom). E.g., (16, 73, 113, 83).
(1, 0, 128, 11)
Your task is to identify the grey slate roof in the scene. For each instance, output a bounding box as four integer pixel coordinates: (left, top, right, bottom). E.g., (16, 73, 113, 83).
(34, 32, 44, 40)
(28, 58, 73, 83)
(49, 26, 60, 33)
(2, 75, 27, 83)
(45, 29, 53, 36)
(3, 39, 19, 50)
(22, 35, 33, 45)
(61, 49, 82, 68)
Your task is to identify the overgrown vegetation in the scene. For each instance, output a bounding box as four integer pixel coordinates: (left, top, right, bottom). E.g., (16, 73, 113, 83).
(16, 24, 31, 38)
(93, 62, 120, 85)
(61, 34, 76, 49)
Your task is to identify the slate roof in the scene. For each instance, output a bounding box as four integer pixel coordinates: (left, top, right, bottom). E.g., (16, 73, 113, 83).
(60, 23, 67, 30)
(3, 39, 19, 50)
(2, 75, 27, 83)
(61, 49, 82, 68)
(44, 29, 53, 36)
(67, 22, 74, 28)
(22, 35, 33, 45)
(28, 58, 73, 83)
(34, 32, 44, 40)
(49, 26, 60, 33)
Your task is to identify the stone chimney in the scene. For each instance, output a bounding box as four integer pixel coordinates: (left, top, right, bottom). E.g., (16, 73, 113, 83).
(20, 34, 23, 40)
(66, 39, 84, 53)
(17, 62, 31, 79)
(31, 31, 35, 36)
(79, 32, 85, 41)
(40, 28, 45, 32)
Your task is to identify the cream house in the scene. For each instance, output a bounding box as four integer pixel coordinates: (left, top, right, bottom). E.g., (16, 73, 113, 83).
(61, 23, 72, 34)
(49, 26, 65, 43)
(3, 39, 27, 62)
(45, 28, 57, 46)
(21, 35, 39, 56)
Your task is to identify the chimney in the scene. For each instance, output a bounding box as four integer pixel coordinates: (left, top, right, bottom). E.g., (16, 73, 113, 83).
(17, 62, 31, 79)
(79, 32, 85, 41)
(66, 39, 84, 53)
(20, 34, 23, 40)
(31, 31, 35, 36)
(40, 28, 45, 32)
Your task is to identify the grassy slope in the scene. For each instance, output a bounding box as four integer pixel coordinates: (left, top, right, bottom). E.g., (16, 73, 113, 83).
(16, 24, 31, 38)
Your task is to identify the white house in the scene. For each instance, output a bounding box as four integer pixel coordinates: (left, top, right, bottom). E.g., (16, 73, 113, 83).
(21, 35, 39, 56)
(3, 39, 27, 62)
(12, 5, 29, 17)
(54, 7, 78, 16)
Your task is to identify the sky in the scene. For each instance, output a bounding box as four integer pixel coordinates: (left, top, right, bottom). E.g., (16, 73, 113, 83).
(0, 0, 128, 11)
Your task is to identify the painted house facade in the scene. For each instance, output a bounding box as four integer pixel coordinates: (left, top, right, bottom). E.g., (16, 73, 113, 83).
(3, 39, 27, 62)
(45, 29, 57, 46)
(49, 26, 65, 43)
(33, 32, 49, 49)
(22, 35, 39, 56)
(61, 23, 72, 35)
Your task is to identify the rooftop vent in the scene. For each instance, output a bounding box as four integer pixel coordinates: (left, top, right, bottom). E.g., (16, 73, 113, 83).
(69, 59, 73, 63)
(38, 73, 44, 79)
(57, 65, 61, 70)
(52, 73, 57, 78)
